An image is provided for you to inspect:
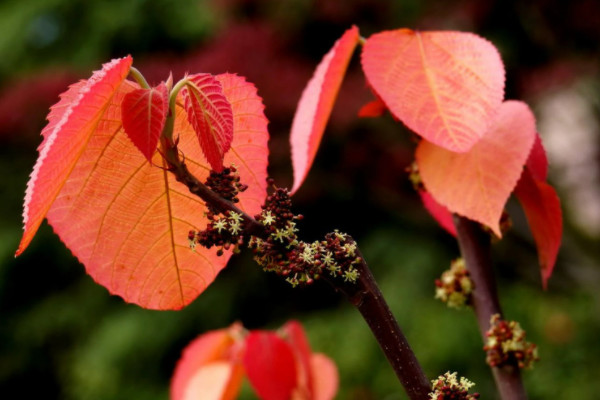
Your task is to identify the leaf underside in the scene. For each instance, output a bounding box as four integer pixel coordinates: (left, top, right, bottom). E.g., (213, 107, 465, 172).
(362, 28, 505, 152)
(416, 100, 536, 236)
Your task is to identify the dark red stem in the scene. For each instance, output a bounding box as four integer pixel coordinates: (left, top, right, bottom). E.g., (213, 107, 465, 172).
(162, 149, 430, 399)
(453, 215, 527, 400)
(322, 250, 431, 399)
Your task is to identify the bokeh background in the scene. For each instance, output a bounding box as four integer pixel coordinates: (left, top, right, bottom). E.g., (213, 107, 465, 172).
(1, 0, 599, 399)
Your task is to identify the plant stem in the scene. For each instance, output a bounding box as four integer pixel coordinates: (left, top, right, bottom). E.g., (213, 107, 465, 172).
(453, 215, 528, 400)
(322, 250, 431, 400)
(162, 150, 431, 399)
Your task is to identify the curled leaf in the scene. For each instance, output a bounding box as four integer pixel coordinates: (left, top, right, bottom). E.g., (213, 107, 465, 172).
(362, 29, 505, 152)
(290, 26, 360, 194)
(416, 101, 536, 236)
(182, 73, 234, 172)
(121, 82, 169, 162)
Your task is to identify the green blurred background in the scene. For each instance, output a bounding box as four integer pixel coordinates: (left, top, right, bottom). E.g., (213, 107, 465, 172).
(1, 0, 599, 398)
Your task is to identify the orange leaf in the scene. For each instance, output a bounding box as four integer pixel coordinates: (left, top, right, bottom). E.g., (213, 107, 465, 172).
(18, 68, 268, 309)
(182, 73, 234, 172)
(362, 29, 505, 152)
(121, 82, 169, 162)
(515, 169, 562, 288)
(290, 26, 360, 194)
(16, 56, 133, 256)
(171, 325, 245, 400)
(416, 101, 536, 236)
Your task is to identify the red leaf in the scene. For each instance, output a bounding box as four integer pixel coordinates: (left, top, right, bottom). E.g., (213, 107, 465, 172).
(290, 26, 360, 194)
(416, 101, 536, 236)
(357, 98, 387, 118)
(16, 56, 133, 256)
(362, 29, 505, 152)
(419, 190, 457, 236)
(17, 70, 269, 310)
(121, 82, 169, 162)
(515, 169, 562, 288)
(182, 73, 234, 172)
(244, 331, 298, 400)
(526, 134, 549, 181)
(171, 325, 245, 400)
(283, 321, 314, 399)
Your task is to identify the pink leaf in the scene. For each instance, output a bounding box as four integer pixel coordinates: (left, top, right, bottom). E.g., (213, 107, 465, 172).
(171, 325, 245, 400)
(244, 331, 298, 400)
(290, 26, 360, 194)
(182, 73, 234, 172)
(16, 56, 133, 256)
(362, 29, 505, 152)
(419, 190, 457, 236)
(121, 82, 169, 162)
(515, 169, 562, 288)
(308, 353, 339, 400)
(416, 101, 536, 236)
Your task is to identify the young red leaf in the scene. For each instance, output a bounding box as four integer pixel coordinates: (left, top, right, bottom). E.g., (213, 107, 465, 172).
(171, 325, 245, 400)
(244, 331, 298, 400)
(357, 98, 387, 118)
(16, 56, 133, 257)
(182, 73, 234, 172)
(526, 134, 549, 181)
(18, 70, 268, 310)
(290, 26, 360, 194)
(362, 29, 505, 152)
(121, 82, 169, 162)
(416, 101, 536, 236)
(515, 169, 562, 288)
(419, 190, 457, 236)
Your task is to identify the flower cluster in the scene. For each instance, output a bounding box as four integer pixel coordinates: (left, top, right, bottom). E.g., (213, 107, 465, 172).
(248, 186, 361, 287)
(484, 314, 539, 369)
(435, 258, 474, 309)
(429, 371, 479, 400)
(188, 165, 248, 255)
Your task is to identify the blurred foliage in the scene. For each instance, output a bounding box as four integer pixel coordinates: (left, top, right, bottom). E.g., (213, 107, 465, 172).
(1, 0, 599, 399)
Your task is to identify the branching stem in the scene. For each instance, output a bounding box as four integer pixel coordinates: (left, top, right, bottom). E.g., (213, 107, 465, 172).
(454, 215, 527, 400)
(161, 146, 431, 399)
